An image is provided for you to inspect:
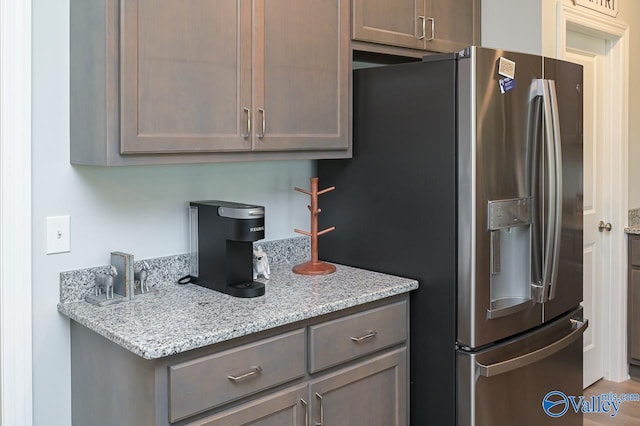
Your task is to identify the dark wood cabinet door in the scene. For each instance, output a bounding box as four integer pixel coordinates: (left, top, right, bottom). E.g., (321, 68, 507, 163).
(309, 348, 407, 426)
(352, 0, 480, 53)
(631, 269, 640, 361)
(352, 0, 426, 50)
(252, 0, 349, 151)
(426, 0, 480, 52)
(188, 385, 307, 426)
(120, 0, 252, 153)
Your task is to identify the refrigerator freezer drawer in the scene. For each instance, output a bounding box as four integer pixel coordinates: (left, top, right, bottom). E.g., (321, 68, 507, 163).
(457, 308, 587, 426)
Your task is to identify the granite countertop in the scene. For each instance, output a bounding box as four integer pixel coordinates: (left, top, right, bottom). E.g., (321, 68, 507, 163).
(626, 225, 640, 235)
(626, 208, 640, 234)
(57, 263, 418, 360)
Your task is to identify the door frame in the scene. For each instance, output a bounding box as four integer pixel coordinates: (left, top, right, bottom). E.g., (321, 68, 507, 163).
(557, 3, 629, 382)
(0, 0, 33, 424)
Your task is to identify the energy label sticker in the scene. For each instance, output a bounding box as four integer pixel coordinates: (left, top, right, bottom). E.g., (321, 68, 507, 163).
(499, 77, 515, 94)
(498, 57, 516, 79)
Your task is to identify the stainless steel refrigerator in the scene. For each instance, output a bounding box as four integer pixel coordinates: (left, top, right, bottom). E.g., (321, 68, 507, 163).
(318, 46, 587, 425)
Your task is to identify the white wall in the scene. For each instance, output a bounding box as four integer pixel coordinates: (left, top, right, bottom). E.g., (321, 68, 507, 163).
(541, 0, 640, 209)
(32, 1, 313, 424)
(485, 0, 640, 209)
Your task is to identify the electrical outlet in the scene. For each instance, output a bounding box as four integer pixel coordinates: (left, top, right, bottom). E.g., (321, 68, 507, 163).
(46, 215, 70, 254)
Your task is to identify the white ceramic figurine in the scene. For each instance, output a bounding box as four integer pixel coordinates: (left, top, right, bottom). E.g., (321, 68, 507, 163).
(253, 245, 270, 280)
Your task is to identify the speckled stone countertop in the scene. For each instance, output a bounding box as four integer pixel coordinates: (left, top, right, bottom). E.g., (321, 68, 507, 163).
(626, 209, 640, 234)
(626, 226, 640, 235)
(57, 263, 418, 359)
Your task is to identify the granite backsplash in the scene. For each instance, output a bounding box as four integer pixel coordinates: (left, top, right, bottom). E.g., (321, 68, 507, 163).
(59, 236, 310, 304)
(630, 208, 640, 227)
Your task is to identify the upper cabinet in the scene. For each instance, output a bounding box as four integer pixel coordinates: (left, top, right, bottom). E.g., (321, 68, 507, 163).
(119, 0, 252, 155)
(254, 0, 349, 152)
(71, 0, 350, 166)
(352, 0, 480, 53)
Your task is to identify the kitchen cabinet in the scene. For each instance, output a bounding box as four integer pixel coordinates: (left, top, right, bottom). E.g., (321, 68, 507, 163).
(193, 350, 406, 426)
(69, 296, 409, 425)
(119, 0, 252, 155)
(309, 349, 406, 425)
(70, 0, 350, 166)
(168, 329, 307, 422)
(186, 385, 308, 426)
(352, 0, 480, 53)
(629, 235, 640, 374)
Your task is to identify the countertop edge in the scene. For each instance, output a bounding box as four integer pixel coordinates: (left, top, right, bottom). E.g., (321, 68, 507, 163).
(626, 226, 640, 235)
(58, 276, 418, 360)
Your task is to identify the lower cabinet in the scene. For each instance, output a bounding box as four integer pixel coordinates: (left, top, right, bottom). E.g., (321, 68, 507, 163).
(70, 296, 409, 425)
(190, 349, 406, 426)
(187, 385, 308, 426)
(309, 349, 407, 426)
(629, 235, 640, 374)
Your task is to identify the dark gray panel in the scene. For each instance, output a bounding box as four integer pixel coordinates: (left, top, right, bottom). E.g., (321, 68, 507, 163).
(319, 57, 457, 425)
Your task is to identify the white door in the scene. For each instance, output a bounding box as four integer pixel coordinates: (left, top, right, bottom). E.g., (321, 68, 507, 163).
(564, 31, 609, 388)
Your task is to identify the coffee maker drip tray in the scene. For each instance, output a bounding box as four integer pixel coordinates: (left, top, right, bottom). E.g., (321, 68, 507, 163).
(195, 279, 265, 298)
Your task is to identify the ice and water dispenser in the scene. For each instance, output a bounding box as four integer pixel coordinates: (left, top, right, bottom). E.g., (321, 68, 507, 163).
(486, 198, 533, 319)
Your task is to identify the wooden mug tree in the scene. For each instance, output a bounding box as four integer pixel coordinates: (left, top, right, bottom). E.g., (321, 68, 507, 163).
(293, 177, 336, 275)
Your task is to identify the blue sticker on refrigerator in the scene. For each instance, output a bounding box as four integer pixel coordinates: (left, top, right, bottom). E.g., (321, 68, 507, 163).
(499, 77, 515, 94)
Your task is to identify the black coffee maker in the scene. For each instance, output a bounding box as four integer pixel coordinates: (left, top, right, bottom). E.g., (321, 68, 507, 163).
(189, 200, 265, 298)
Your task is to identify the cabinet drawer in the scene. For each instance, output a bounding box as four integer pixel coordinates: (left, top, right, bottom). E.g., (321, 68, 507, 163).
(309, 301, 407, 373)
(631, 237, 640, 266)
(169, 329, 306, 422)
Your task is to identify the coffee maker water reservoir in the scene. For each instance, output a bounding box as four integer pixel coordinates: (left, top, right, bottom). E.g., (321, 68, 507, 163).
(189, 201, 266, 298)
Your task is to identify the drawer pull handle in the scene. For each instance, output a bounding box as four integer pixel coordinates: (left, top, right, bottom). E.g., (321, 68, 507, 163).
(426, 17, 435, 41)
(417, 16, 426, 40)
(315, 392, 324, 426)
(241, 107, 251, 138)
(301, 398, 309, 426)
(257, 108, 266, 139)
(227, 365, 262, 382)
(350, 330, 378, 343)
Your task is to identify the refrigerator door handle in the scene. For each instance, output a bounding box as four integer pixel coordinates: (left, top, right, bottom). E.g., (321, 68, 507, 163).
(547, 80, 563, 300)
(540, 80, 556, 303)
(476, 319, 587, 378)
(538, 80, 563, 302)
(529, 95, 543, 294)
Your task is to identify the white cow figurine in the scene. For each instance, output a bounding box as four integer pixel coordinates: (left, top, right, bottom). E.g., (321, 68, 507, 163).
(253, 246, 270, 280)
(95, 265, 117, 299)
(135, 261, 150, 293)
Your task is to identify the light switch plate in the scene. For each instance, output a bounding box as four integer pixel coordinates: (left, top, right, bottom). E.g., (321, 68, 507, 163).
(46, 215, 70, 254)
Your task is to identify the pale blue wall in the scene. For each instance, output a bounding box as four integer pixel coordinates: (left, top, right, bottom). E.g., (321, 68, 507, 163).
(32, 1, 313, 423)
(482, 0, 542, 55)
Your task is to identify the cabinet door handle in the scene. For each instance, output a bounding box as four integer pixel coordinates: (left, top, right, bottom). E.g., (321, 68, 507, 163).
(301, 398, 309, 426)
(350, 330, 378, 343)
(417, 16, 426, 40)
(241, 107, 251, 138)
(315, 392, 324, 426)
(257, 108, 266, 139)
(227, 365, 262, 382)
(427, 17, 435, 41)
